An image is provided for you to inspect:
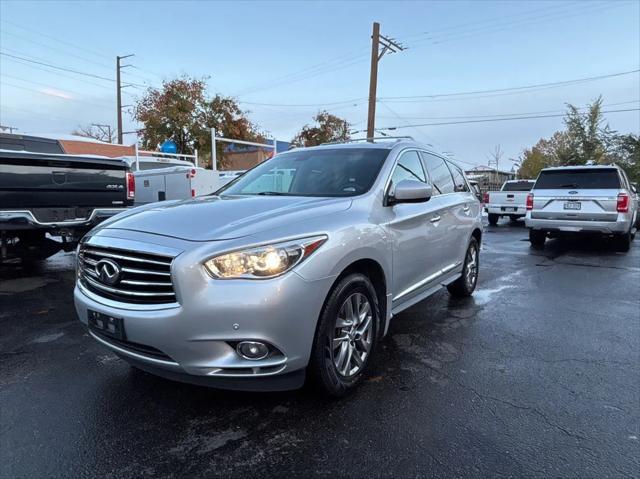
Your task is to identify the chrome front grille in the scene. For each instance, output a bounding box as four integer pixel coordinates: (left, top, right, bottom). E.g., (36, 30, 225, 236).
(78, 244, 176, 305)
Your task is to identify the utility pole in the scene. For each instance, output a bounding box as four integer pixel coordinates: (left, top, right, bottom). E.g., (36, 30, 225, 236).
(366, 22, 405, 140)
(116, 54, 134, 144)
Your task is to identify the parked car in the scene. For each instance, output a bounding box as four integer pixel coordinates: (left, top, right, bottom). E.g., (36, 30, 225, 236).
(484, 179, 535, 225)
(73, 139, 483, 396)
(0, 134, 134, 262)
(526, 165, 638, 251)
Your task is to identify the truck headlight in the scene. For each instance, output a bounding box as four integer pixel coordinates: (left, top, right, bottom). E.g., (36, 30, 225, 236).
(204, 235, 327, 279)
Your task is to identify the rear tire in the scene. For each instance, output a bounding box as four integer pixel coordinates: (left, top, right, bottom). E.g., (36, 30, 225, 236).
(447, 237, 479, 298)
(613, 230, 632, 252)
(488, 214, 499, 226)
(308, 273, 381, 397)
(529, 229, 546, 248)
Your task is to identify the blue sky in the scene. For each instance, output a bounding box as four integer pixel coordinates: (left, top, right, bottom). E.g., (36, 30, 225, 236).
(1, 0, 638, 170)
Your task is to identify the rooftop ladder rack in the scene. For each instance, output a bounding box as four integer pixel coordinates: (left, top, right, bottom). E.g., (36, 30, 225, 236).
(321, 136, 414, 145)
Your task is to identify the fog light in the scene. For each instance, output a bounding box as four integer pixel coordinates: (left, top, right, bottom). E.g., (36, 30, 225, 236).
(236, 341, 269, 360)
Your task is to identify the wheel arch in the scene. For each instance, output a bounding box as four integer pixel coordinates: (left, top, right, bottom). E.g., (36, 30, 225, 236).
(328, 258, 389, 338)
(471, 227, 482, 245)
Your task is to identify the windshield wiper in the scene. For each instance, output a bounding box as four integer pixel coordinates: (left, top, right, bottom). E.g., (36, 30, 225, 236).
(255, 191, 289, 196)
(559, 183, 579, 188)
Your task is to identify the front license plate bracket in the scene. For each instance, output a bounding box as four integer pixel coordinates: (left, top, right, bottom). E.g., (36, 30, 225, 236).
(88, 309, 125, 340)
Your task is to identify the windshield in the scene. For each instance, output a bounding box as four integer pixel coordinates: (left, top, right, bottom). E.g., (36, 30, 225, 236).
(218, 147, 390, 197)
(502, 181, 534, 192)
(535, 169, 620, 189)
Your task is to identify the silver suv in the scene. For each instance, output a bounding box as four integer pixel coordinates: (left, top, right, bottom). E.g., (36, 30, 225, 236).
(526, 165, 638, 251)
(74, 139, 482, 396)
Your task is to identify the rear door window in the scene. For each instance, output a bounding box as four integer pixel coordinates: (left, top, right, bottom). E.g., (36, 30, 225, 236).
(446, 161, 469, 192)
(502, 181, 534, 191)
(422, 153, 455, 194)
(535, 169, 621, 189)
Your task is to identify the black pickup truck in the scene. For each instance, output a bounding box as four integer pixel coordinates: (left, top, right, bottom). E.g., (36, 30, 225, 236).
(0, 134, 134, 262)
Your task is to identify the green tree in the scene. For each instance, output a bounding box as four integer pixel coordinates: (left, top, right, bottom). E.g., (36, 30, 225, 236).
(517, 97, 634, 179)
(564, 96, 613, 165)
(611, 133, 640, 183)
(291, 111, 350, 147)
(134, 77, 263, 167)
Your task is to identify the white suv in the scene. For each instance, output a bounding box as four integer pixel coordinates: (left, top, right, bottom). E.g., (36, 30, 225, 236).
(525, 165, 638, 251)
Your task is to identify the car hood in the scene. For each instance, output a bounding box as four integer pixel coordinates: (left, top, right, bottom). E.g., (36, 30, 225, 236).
(101, 195, 352, 241)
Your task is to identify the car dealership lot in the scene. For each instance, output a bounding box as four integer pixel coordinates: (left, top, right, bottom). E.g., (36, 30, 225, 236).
(1, 221, 638, 478)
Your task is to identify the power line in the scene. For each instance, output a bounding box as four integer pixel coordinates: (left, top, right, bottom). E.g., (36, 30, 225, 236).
(239, 98, 365, 108)
(403, 1, 619, 48)
(353, 108, 640, 133)
(1, 51, 115, 82)
(0, 19, 113, 60)
(378, 69, 640, 101)
(0, 28, 114, 71)
(0, 51, 148, 89)
(397, 1, 583, 42)
(236, 69, 639, 109)
(376, 99, 640, 121)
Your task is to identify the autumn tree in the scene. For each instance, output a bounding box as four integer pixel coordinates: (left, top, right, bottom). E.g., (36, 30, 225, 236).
(291, 111, 350, 147)
(134, 77, 263, 167)
(517, 97, 637, 180)
(71, 124, 115, 143)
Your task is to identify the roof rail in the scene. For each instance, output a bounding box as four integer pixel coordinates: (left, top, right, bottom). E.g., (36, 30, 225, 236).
(321, 136, 415, 146)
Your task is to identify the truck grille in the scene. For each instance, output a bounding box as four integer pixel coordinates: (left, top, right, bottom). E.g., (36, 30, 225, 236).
(78, 244, 176, 305)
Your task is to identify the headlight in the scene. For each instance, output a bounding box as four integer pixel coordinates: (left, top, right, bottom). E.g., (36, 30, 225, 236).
(204, 235, 327, 279)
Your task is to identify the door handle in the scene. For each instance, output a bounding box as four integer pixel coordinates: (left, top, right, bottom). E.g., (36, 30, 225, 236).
(430, 215, 441, 223)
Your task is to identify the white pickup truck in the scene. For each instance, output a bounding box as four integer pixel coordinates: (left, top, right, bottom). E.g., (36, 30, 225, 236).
(484, 179, 535, 225)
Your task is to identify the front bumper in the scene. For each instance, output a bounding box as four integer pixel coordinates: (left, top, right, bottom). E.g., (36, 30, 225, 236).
(74, 246, 337, 391)
(525, 215, 632, 234)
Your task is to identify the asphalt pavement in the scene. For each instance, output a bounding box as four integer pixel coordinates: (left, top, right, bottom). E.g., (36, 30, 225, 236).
(1, 219, 639, 478)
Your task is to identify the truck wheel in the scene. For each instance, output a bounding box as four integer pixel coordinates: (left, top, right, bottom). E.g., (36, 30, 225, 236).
(308, 273, 380, 397)
(17, 232, 61, 263)
(529, 229, 546, 248)
(613, 230, 631, 252)
(488, 214, 499, 226)
(447, 237, 479, 298)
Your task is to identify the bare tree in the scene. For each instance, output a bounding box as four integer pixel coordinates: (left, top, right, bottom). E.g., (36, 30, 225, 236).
(71, 124, 115, 143)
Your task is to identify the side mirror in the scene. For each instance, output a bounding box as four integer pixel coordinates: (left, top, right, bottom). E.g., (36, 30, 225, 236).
(388, 179, 432, 205)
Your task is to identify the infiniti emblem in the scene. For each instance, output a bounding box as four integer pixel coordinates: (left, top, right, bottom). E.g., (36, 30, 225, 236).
(95, 259, 121, 285)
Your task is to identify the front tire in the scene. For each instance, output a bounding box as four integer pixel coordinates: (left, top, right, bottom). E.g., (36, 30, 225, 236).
(488, 213, 499, 226)
(447, 237, 479, 298)
(308, 273, 381, 397)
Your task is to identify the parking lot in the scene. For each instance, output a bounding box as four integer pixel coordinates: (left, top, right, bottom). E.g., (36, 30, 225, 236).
(1, 219, 638, 478)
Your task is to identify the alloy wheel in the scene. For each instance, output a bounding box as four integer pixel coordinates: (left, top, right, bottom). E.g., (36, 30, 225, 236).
(331, 292, 373, 377)
(465, 244, 478, 289)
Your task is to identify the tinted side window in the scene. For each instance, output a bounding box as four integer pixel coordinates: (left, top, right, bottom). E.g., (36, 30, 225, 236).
(422, 153, 454, 194)
(447, 161, 469, 192)
(390, 150, 426, 187)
